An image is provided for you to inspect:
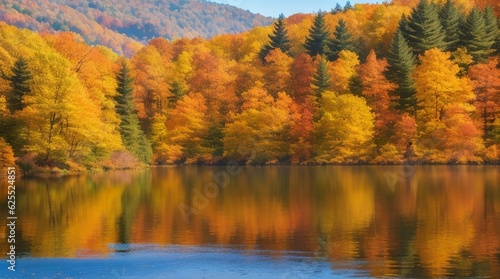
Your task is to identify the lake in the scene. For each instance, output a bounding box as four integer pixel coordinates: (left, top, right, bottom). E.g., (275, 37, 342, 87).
(1, 166, 499, 278)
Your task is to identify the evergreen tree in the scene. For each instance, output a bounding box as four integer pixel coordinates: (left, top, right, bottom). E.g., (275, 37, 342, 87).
(460, 8, 494, 62)
(312, 56, 332, 99)
(398, 14, 410, 38)
(439, 0, 461, 51)
(326, 19, 355, 61)
(405, 0, 446, 56)
(344, 1, 353, 12)
(483, 7, 498, 55)
(304, 12, 331, 57)
(259, 14, 291, 61)
(1, 57, 32, 113)
(115, 62, 152, 163)
(331, 3, 343, 15)
(385, 30, 416, 114)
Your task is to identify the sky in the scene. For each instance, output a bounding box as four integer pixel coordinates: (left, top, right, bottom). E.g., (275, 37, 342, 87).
(210, 0, 383, 17)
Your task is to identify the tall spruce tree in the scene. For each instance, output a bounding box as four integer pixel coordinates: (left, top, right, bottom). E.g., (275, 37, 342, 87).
(326, 19, 355, 61)
(115, 62, 152, 163)
(460, 8, 494, 62)
(259, 14, 291, 61)
(483, 7, 498, 54)
(405, 0, 446, 56)
(312, 56, 332, 99)
(1, 57, 32, 113)
(385, 30, 416, 114)
(304, 12, 331, 57)
(439, 0, 461, 51)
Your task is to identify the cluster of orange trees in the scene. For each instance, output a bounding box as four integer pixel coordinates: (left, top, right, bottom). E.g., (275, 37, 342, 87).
(0, 0, 499, 172)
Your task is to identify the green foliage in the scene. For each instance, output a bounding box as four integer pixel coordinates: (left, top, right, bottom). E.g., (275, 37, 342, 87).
(304, 12, 331, 57)
(405, 0, 446, 56)
(439, 0, 462, 51)
(260, 14, 291, 61)
(311, 56, 332, 100)
(115, 62, 152, 163)
(385, 30, 416, 113)
(326, 19, 355, 61)
(2, 57, 32, 113)
(460, 8, 495, 62)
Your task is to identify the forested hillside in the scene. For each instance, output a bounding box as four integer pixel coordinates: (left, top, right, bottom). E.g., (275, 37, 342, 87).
(0, 0, 272, 55)
(0, 0, 499, 174)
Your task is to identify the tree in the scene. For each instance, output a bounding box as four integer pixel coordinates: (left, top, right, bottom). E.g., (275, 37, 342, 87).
(0, 137, 15, 169)
(385, 30, 416, 113)
(439, 0, 462, 51)
(405, 0, 446, 56)
(483, 6, 499, 56)
(304, 12, 331, 57)
(357, 50, 397, 145)
(1, 57, 32, 113)
(164, 93, 212, 164)
(311, 56, 332, 101)
(413, 48, 482, 163)
(468, 58, 500, 142)
(223, 84, 292, 164)
(344, 1, 353, 12)
(328, 50, 360, 95)
(259, 14, 291, 60)
(314, 92, 375, 163)
(332, 4, 343, 15)
(264, 49, 293, 97)
(115, 61, 152, 163)
(326, 19, 355, 61)
(460, 8, 495, 62)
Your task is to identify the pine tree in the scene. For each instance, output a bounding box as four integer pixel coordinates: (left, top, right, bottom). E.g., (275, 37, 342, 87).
(115, 61, 152, 163)
(385, 30, 416, 114)
(259, 14, 291, 61)
(405, 0, 446, 56)
(1, 57, 32, 113)
(439, 0, 461, 51)
(460, 8, 494, 62)
(304, 12, 331, 57)
(326, 19, 355, 61)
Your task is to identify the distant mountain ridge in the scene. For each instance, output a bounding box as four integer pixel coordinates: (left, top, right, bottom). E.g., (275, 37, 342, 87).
(0, 0, 273, 55)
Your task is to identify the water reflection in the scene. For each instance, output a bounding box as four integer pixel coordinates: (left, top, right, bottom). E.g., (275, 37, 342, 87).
(1, 166, 499, 277)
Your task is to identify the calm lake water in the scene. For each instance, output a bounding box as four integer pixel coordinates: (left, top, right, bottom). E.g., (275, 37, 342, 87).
(1, 166, 500, 278)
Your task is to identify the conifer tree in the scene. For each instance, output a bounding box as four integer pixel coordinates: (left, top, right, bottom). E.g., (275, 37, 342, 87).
(483, 7, 498, 55)
(460, 8, 494, 62)
(344, 1, 353, 12)
(115, 61, 152, 163)
(1, 57, 32, 113)
(304, 12, 330, 57)
(439, 0, 461, 51)
(405, 0, 446, 55)
(259, 14, 291, 61)
(311, 56, 332, 100)
(326, 19, 355, 61)
(385, 30, 416, 114)
(332, 4, 343, 15)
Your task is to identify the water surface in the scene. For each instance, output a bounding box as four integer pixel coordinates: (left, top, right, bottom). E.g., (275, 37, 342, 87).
(1, 166, 499, 278)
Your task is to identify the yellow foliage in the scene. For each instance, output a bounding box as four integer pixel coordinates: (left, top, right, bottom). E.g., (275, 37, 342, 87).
(0, 137, 15, 169)
(328, 50, 360, 94)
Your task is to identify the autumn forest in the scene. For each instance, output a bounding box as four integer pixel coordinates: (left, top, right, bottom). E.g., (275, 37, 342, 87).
(0, 0, 500, 174)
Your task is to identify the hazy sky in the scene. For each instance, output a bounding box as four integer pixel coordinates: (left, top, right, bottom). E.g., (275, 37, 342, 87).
(210, 0, 383, 17)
